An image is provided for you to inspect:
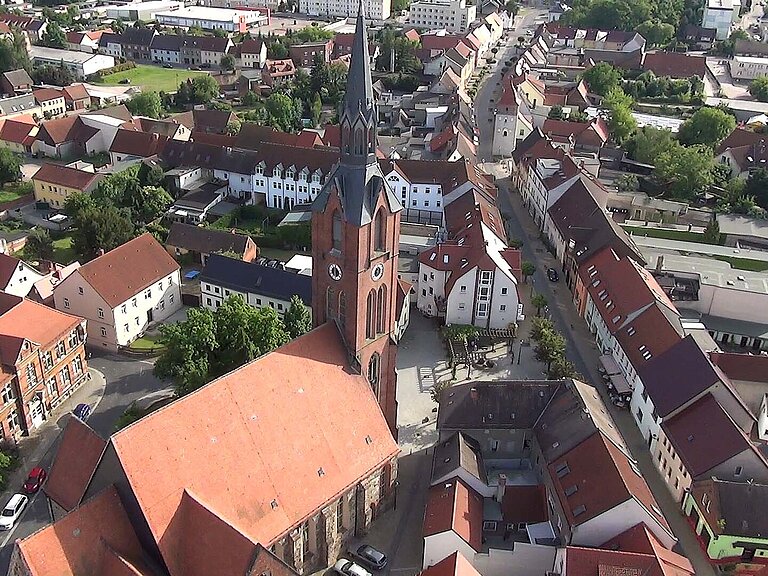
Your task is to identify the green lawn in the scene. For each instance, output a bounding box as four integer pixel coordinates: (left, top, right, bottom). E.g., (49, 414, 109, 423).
(128, 334, 166, 352)
(0, 181, 32, 204)
(622, 225, 723, 245)
(51, 234, 78, 265)
(92, 65, 210, 93)
(711, 255, 768, 272)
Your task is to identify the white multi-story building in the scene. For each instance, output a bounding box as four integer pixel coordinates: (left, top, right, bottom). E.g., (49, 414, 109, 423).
(702, 0, 738, 40)
(28, 47, 115, 79)
(299, 0, 390, 21)
(729, 55, 768, 80)
(105, 0, 184, 21)
(53, 234, 181, 351)
(408, 0, 477, 33)
(155, 6, 265, 32)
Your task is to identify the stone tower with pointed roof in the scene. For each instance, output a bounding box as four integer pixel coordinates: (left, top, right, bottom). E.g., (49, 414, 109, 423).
(311, 1, 402, 437)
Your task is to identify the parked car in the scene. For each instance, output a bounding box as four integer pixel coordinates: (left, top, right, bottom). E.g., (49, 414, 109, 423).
(73, 403, 91, 421)
(22, 467, 47, 494)
(163, 63, 174, 68)
(546, 267, 559, 282)
(333, 560, 371, 576)
(0, 494, 28, 530)
(190, 65, 201, 71)
(350, 545, 387, 570)
(119, 78, 131, 84)
(201, 62, 211, 69)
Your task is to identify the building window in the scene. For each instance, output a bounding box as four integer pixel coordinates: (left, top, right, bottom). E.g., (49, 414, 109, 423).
(735, 466, 743, 477)
(366, 290, 376, 339)
(145, 289, 152, 299)
(7, 410, 19, 432)
(63, 297, 70, 309)
(332, 210, 343, 252)
(376, 285, 387, 334)
(500, 305, 506, 311)
(43, 351, 53, 370)
(501, 287, 508, 295)
(1, 383, 13, 404)
(374, 209, 386, 252)
(132, 298, 137, 307)
(56, 341, 65, 358)
(78, 286, 83, 295)
(72, 356, 83, 376)
(46, 377, 57, 398)
(100, 327, 107, 337)
(98, 307, 104, 319)
(338, 291, 346, 329)
(26, 363, 37, 387)
(326, 287, 336, 321)
(60, 366, 71, 388)
(367, 352, 380, 395)
(336, 500, 344, 532)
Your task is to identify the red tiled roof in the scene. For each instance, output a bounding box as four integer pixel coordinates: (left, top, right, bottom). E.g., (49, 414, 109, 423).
(715, 127, 764, 155)
(69, 233, 179, 308)
(421, 552, 481, 576)
(33, 88, 63, 103)
(109, 323, 399, 576)
(421, 33, 465, 51)
(642, 52, 707, 79)
(0, 117, 36, 145)
(17, 486, 155, 576)
(613, 302, 683, 369)
(0, 296, 81, 354)
(109, 129, 168, 158)
(0, 254, 24, 290)
(321, 124, 340, 147)
(661, 394, 765, 478)
(710, 351, 768, 383)
(32, 163, 100, 191)
(44, 418, 107, 511)
(501, 484, 547, 524)
(601, 524, 695, 576)
(62, 84, 89, 102)
(549, 433, 670, 533)
(423, 478, 483, 551)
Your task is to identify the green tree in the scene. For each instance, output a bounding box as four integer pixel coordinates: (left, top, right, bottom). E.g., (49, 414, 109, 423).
(125, 91, 163, 119)
(626, 126, 676, 164)
(745, 167, 768, 210)
(310, 53, 330, 95)
(677, 107, 736, 148)
(534, 329, 566, 370)
(521, 261, 535, 283)
(581, 62, 622, 96)
(220, 54, 236, 71)
(0, 31, 31, 72)
(531, 293, 548, 316)
(654, 143, 714, 199)
(547, 355, 581, 380)
(188, 25, 204, 36)
(31, 63, 74, 86)
(283, 294, 312, 339)
(376, 26, 421, 74)
(530, 316, 555, 341)
(294, 26, 334, 43)
(264, 92, 301, 132)
(548, 105, 564, 120)
(615, 173, 638, 192)
(112, 18, 126, 33)
(505, 0, 520, 14)
(24, 228, 54, 261)
(242, 90, 260, 106)
(702, 219, 721, 244)
(126, 184, 173, 222)
(72, 205, 135, 260)
(226, 118, 242, 135)
(139, 163, 165, 187)
(749, 76, 768, 102)
(310, 92, 322, 126)
(213, 27, 228, 38)
(41, 22, 66, 48)
(154, 307, 217, 396)
(635, 19, 675, 46)
(604, 87, 637, 143)
(0, 148, 20, 184)
(177, 75, 220, 105)
(64, 191, 96, 219)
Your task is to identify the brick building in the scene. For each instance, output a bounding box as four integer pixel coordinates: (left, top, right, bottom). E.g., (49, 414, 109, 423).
(0, 293, 87, 440)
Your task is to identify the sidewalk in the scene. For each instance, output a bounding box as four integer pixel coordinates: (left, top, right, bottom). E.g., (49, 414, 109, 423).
(497, 179, 716, 576)
(2, 368, 106, 499)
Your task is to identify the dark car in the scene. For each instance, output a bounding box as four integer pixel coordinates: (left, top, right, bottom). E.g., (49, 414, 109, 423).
(190, 65, 201, 71)
(73, 403, 91, 421)
(351, 545, 387, 570)
(163, 63, 174, 68)
(22, 467, 46, 494)
(118, 78, 131, 84)
(546, 267, 559, 282)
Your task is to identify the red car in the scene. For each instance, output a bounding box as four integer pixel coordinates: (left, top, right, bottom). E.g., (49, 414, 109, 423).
(23, 467, 46, 494)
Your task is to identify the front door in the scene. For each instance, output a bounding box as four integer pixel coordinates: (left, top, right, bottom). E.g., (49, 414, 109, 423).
(147, 309, 154, 323)
(29, 398, 44, 428)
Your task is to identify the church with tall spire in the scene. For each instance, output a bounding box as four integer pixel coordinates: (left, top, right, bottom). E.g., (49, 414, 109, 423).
(311, 0, 402, 437)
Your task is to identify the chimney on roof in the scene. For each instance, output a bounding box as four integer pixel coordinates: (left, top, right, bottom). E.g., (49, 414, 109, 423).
(97, 248, 105, 257)
(495, 473, 507, 503)
(470, 386, 479, 402)
(655, 255, 664, 273)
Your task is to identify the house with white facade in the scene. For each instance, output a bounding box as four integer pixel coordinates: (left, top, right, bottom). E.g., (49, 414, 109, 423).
(0, 254, 44, 298)
(299, 0, 391, 21)
(416, 190, 522, 329)
(702, 0, 738, 39)
(29, 46, 115, 79)
(200, 254, 312, 317)
(631, 335, 754, 452)
(53, 234, 181, 351)
(408, 0, 477, 33)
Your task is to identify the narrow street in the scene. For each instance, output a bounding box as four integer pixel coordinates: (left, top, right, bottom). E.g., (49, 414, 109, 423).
(471, 32, 718, 576)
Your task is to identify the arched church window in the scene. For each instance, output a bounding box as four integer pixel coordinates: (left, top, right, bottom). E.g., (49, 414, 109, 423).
(367, 352, 380, 396)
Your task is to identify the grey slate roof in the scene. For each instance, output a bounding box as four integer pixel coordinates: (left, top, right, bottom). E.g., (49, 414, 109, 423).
(431, 431, 487, 486)
(200, 254, 312, 305)
(166, 222, 251, 256)
(0, 94, 36, 116)
(2, 69, 32, 89)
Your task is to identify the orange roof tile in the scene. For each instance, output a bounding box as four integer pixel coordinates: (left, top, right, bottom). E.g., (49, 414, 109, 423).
(68, 233, 179, 308)
(0, 296, 82, 352)
(423, 478, 483, 551)
(109, 323, 398, 576)
(44, 418, 107, 511)
(421, 552, 481, 576)
(16, 486, 153, 576)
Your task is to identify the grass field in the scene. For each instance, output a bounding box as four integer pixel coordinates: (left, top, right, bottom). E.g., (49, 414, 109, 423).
(52, 234, 77, 265)
(0, 181, 32, 204)
(92, 65, 210, 93)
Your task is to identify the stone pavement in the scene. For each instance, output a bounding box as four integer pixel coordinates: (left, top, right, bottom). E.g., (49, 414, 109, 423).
(1, 368, 106, 503)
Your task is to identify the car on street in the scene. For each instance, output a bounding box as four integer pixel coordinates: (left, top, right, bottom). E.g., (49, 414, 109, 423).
(546, 267, 559, 282)
(163, 63, 174, 68)
(73, 403, 92, 421)
(22, 467, 47, 494)
(350, 545, 387, 570)
(0, 494, 28, 530)
(333, 559, 372, 576)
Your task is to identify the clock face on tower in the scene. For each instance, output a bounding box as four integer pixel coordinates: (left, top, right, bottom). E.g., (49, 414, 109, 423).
(371, 262, 384, 281)
(328, 263, 343, 281)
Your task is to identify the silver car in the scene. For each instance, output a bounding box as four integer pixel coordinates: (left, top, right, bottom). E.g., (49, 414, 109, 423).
(333, 559, 372, 576)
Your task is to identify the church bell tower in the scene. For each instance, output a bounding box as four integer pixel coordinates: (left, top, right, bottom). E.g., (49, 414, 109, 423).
(310, 1, 402, 437)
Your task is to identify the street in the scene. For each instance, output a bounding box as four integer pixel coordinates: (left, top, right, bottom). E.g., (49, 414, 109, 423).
(0, 351, 166, 572)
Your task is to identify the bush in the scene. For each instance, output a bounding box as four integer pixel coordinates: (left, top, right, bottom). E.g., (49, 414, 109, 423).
(95, 61, 136, 77)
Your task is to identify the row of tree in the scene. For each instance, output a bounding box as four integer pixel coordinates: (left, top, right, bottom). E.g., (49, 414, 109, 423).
(530, 317, 582, 380)
(559, 0, 703, 36)
(154, 294, 311, 396)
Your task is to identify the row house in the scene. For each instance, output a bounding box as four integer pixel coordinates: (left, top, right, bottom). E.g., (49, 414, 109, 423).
(32, 88, 66, 119)
(540, 117, 609, 154)
(0, 293, 87, 441)
(32, 162, 101, 210)
(23, 322, 400, 576)
(148, 35, 232, 66)
(433, 380, 677, 559)
(53, 234, 182, 351)
(231, 37, 267, 68)
(416, 190, 522, 329)
(0, 14, 46, 43)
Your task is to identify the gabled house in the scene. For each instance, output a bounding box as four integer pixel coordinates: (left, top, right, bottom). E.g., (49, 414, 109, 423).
(52, 233, 182, 351)
(108, 128, 168, 164)
(262, 58, 296, 88)
(61, 84, 91, 111)
(32, 116, 100, 159)
(683, 478, 768, 572)
(632, 335, 754, 452)
(0, 293, 87, 440)
(32, 162, 101, 209)
(200, 255, 312, 317)
(641, 51, 707, 79)
(0, 253, 44, 298)
(235, 37, 267, 69)
(654, 393, 768, 502)
(28, 262, 81, 308)
(0, 116, 38, 154)
(0, 69, 33, 96)
(715, 127, 767, 178)
(541, 117, 609, 153)
(165, 222, 258, 265)
(33, 88, 66, 119)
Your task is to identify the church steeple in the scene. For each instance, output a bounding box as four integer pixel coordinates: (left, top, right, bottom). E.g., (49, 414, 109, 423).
(340, 0, 377, 167)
